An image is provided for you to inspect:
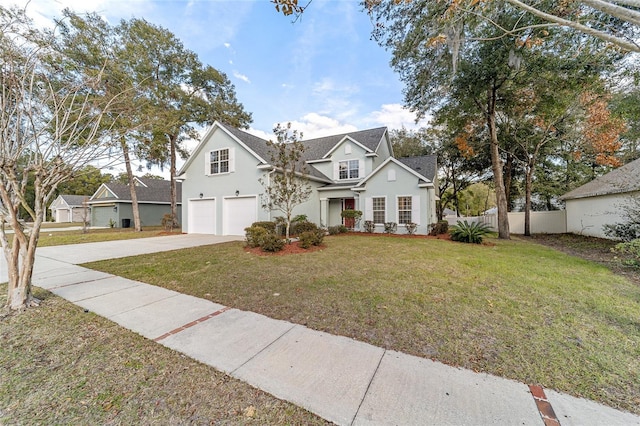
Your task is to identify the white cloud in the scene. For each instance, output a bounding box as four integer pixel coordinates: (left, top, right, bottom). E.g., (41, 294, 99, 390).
(368, 104, 431, 130)
(282, 113, 358, 139)
(224, 43, 231, 48)
(245, 127, 274, 141)
(233, 71, 251, 84)
(22, 0, 152, 28)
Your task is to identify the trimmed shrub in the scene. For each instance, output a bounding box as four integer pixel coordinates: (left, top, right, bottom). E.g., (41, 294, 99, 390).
(363, 220, 375, 233)
(384, 222, 397, 234)
(603, 222, 640, 242)
(292, 214, 308, 222)
(291, 220, 319, 235)
(299, 229, 325, 249)
(251, 221, 276, 232)
(328, 225, 348, 235)
(245, 226, 269, 248)
(405, 222, 418, 235)
(450, 220, 492, 244)
(430, 220, 449, 236)
(260, 233, 285, 252)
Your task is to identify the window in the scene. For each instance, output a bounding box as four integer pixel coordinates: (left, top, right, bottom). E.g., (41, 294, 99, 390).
(398, 196, 412, 224)
(372, 197, 385, 224)
(339, 160, 359, 180)
(209, 148, 229, 175)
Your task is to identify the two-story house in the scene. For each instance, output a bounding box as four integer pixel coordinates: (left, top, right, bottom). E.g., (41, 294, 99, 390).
(177, 121, 438, 235)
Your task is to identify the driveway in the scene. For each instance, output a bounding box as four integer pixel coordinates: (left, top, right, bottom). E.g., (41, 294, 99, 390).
(0, 234, 242, 283)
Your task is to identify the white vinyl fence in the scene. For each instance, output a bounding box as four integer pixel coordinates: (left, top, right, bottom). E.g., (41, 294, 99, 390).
(446, 210, 567, 234)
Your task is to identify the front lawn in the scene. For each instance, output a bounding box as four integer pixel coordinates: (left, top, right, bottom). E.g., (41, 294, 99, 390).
(0, 286, 327, 425)
(85, 235, 640, 414)
(35, 227, 180, 247)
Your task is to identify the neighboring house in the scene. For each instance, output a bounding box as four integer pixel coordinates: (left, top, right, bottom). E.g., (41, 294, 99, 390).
(49, 194, 91, 223)
(561, 157, 640, 238)
(177, 121, 438, 236)
(87, 177, 181, 228)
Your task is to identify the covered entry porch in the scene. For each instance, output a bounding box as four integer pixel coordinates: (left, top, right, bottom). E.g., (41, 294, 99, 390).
(318, 186, 361, 230)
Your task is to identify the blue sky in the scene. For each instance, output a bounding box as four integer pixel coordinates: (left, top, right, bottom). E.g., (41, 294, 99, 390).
(20, 0, 428, 172)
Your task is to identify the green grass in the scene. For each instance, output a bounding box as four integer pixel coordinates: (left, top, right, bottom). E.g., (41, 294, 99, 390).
(84, 235, 640, 415)
(34, 227, 179, 247)
(0, 286, 327, 425)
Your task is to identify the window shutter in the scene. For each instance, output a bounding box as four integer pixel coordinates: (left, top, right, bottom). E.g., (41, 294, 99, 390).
(359, 159, 365, 178)
(228, 147, 235, 173)
(412, 195, 421, 224)
(205, 150, 210, 175)
(365, 197, 373, 221)
(333, 162, 340, 180)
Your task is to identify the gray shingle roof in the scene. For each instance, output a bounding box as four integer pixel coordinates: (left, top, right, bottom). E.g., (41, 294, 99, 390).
(90, 179, 181, 204)
(219, 123, 389, 183)
(300, 127, 388, 160)
(60, 194, 90, 206)
(398, 155, 438, 182)
(561, 157, 640, 200)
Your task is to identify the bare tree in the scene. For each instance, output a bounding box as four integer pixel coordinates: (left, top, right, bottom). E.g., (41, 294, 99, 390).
(0, 6, 119, 310)
(259, 123, 312, 241)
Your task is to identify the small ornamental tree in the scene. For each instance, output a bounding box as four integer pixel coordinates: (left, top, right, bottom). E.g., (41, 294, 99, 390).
(259, 123, 312, 241)
(1, 6, 120, 310)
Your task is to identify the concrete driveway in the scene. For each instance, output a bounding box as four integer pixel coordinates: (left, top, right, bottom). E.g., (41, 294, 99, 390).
(1, 233, 242, 283)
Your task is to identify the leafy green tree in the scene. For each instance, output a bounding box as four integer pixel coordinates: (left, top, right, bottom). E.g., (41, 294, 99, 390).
(369, 1, 625, 238)
(389, 127, 433, 158)
(120, 18, 252, 228)
(259, 123, 312, 241)
(57, 165, 111, 197)
(57, 10, 149, 231)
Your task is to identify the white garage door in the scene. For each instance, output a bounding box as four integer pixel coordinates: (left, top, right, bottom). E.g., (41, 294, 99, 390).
(223, 197, 257, 235)
(188, 199, 216, 234)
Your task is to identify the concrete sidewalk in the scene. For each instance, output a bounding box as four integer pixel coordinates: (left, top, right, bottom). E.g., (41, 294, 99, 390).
(11, 236, 640, 425)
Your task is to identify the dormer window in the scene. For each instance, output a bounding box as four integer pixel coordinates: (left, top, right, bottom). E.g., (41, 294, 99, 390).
(207, 148, 234, 175)
(339, 160, 359, 180)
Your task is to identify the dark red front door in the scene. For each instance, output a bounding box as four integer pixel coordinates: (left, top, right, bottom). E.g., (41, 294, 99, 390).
(343, 198, 355, 228)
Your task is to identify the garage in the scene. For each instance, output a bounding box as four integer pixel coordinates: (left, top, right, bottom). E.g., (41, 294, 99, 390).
(188, 198, 216, 234)
(223, 196, 257, 235)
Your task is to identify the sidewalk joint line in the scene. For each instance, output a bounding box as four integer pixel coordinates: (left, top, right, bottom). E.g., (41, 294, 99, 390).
(154, 306, 232, 342)
(528, 384, 561, 426)
(103, 292, 182, 318)
(44, 275, 113, 290)
(230, 323, 297, 375)
(350, 348, 386, 426)
(64, 282, 144, 303)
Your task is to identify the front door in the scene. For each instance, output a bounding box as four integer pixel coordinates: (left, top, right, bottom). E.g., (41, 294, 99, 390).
(343, 198, 355, 229)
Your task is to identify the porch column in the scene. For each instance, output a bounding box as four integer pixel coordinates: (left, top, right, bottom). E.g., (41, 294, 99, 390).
(353, 195, 361, 231)
(320, 198, 328, 228)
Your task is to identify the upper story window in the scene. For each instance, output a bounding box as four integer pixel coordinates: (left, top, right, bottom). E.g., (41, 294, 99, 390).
(209, 148, 229, 175)
(339, 159, 359, 180)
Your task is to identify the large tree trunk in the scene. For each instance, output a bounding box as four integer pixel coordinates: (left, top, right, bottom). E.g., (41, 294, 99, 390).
(524, 163, 533, 237)
(487, 87, 510, 239)
(1, 189, 44, 310)
(503, 152, 514, 212)
(121, 137, 142, 232)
